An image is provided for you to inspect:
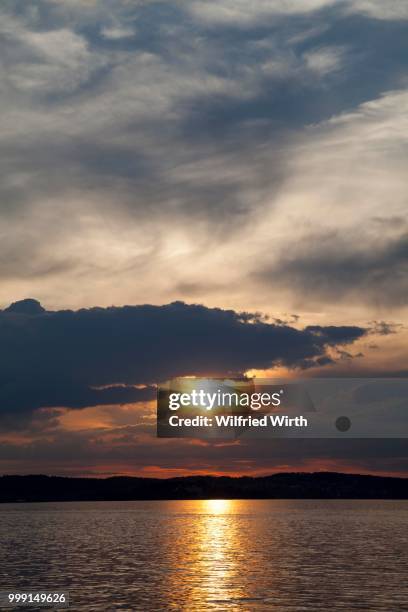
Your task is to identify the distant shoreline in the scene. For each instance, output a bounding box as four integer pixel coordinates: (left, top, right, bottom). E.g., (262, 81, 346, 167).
(1, 472, 407, 503)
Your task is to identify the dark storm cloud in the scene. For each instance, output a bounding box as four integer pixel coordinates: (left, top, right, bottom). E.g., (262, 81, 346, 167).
(0, 299, 366, 420)
(259, 233, 408, 307)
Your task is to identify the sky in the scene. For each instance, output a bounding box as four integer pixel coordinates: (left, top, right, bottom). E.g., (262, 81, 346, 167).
(0, 0, 407, 477)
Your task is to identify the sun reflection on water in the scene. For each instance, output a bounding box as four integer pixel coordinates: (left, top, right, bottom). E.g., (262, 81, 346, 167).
(173, 499, 245, 608)
(203, 499, 231, 514)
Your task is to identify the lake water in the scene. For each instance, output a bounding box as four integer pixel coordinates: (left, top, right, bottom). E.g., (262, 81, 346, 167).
(0, 500, 407, 611)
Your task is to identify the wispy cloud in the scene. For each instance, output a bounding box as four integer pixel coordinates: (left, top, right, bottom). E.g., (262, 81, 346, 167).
(257, 89, 408, 309)
(0, 1, 407, 320)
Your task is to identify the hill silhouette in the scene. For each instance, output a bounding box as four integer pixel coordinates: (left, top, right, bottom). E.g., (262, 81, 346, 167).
(0, 472, 407, 502)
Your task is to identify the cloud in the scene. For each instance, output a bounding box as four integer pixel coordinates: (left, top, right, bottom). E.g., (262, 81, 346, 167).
(0, 14, 101, 95)
(260, 232, 408, 307)
(368, 321, 403, 336)
(185, 0, 408, 26)
(0, 0, 406, 477)
(347, 0, 408, 20)
(0, 421, 406, 477)
(256, 89, 408, 310)
(0, 299, 366, 421)
(0, 0, 407, 317)
(100, 25, 135, 40)
(303, 46, 346, 75)
(186, 0, 338, 25)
